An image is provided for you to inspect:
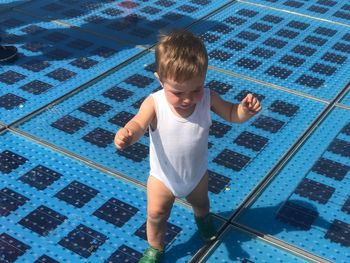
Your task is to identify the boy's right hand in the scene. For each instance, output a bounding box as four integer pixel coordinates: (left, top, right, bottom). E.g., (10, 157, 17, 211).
(115, 127, 133, 150)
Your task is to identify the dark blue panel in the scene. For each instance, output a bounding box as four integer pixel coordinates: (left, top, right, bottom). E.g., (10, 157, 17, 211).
(102, 87, 134, 102)
(262, 14, 284, 24)
(269, 100, 299, 117)
(20, 80, 53, 95)
(134, 222, 181, 247)
(34, 255, 59, 263)
(235, 90, 265, 102)
(20, 59, 51, 72)
(51, 115, 87, 134)
(0, 93, 26, 110)
(237, 9, 258, 17)
(0, 233, 30, 262)
(209, 50, 233, 61)
(55, 181, 99, 208)
(0, 150, 28, 174)
(19, 205, 67, 236)
(310, 63, 337, 76)
(314, 27, 337, 37)
(284, 1, 304, 8)
(321, 52, 347, 64)
(78, 100, 112, 117)
(208, 170, 231, 194)
(236, 31, 260, 41)
(251, 115, 285, 133)
(19, 165, 63, 190)
(235, 57, 262, 70)
(46, 68, 77, 82)
(276, 201, 319, 230)
(93, 198, 139, 227)
(342, 197, 350, 214)
(325, 219, 350, 247)
(224, 16, 247, 25)
(250, 22, 272, 32)
(109, 111, 134, 127)
(223, 40, 247, 51)
(303, 35, 327, 46)
(276, 29, 299, 39)
(327, 138, 350, 157)
(70, 57, 98, 70)
(0, 188, 29, 216)
(0, 70, 26, 84)
(206, 80, 233, 95)
(124, 74, 154, 88)
(117, 143, 149, 162)
(209, 120, 231, 138)
(105, 245, 142, 263)
(332, 43, 350, 53)
(294, 178, 335, 204)
(265, 66, 293, 79)
(250, 47, 275, 59)
(263, 38, 288, 48)
(234, 131, 269, 152)
(296, 74, 325, 88)
(287, 20, 310, 30)
(213, 149, 251, 171)
(311, 157, 349, 181)
(279, 55, 305, 67)
(341, 123, 350, 135)
(292, 45, 316, 56)
(59, 224, 108, 258)
(82, 128, 115, 148)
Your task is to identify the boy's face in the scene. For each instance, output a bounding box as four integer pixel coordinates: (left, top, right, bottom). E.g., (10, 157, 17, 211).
(155, 73, 205, 111)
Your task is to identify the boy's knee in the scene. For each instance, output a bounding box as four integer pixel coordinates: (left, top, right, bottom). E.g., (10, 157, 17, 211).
(147, 209, 170, 223)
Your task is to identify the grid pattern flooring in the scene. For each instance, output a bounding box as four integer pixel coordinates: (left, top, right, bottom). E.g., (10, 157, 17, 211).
(0, 1, 349, 262)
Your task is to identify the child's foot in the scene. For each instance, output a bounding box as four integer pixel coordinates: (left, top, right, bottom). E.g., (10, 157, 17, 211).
(139, 246, 164, 263)
(195, 214, 217, 242)
(0, 45, 18, 62)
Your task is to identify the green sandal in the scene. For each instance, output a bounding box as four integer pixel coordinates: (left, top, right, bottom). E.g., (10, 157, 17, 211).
(195, 214, 217, 242)
(139, 246, 164, 263)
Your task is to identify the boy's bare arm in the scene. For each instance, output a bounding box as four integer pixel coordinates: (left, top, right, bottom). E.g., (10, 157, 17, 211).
(210, 90, 261, 123)
(115, 96, 155, 149)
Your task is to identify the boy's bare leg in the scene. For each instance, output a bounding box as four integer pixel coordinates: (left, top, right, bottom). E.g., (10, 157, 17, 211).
(147, 175, 175, 251)
(186, 172, 210, 217)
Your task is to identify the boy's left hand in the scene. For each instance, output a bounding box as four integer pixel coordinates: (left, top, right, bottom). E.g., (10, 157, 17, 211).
(241, 93, 262, 115)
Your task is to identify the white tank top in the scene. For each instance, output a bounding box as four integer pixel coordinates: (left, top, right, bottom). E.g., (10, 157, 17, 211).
(149, 88, 212, 197)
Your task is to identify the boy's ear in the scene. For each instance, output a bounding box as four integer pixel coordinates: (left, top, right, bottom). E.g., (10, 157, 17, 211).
(154, 72, 160, 81)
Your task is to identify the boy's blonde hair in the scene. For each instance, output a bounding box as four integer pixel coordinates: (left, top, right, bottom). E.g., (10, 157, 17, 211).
(155, 30, 208, 82)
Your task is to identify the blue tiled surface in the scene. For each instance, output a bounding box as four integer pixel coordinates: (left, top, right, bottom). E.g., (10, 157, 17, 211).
(1, 0, 350, 262)
(191, 2, 350, 101)
(17, 0, 233, 45)
(0, 131, 206, 263)
(0, 10, 140, 124)
(236, 107, 350, 263)
(205, 226, 308, 263)
(340, 89, 350, 107)
(242, 0, 350, 25)
(17, 51, 327, 218)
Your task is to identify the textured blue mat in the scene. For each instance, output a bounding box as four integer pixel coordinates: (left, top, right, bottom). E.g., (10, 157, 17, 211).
(241, 0, 350, 25)
(0, 10, 140, 125)
(190, 2, 350, 101)
(340, 89, 350, 107)
(1, 0, 350, 262)
(0, 131, 211, 263)
(205, 225, 308, 263)
(236, 107, 350, 263)
(16, 51, 327, 218)
(17, 0, 233, 45)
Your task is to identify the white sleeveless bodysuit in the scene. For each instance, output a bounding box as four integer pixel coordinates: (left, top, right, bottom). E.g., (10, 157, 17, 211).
(149, 88, 212, 197)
